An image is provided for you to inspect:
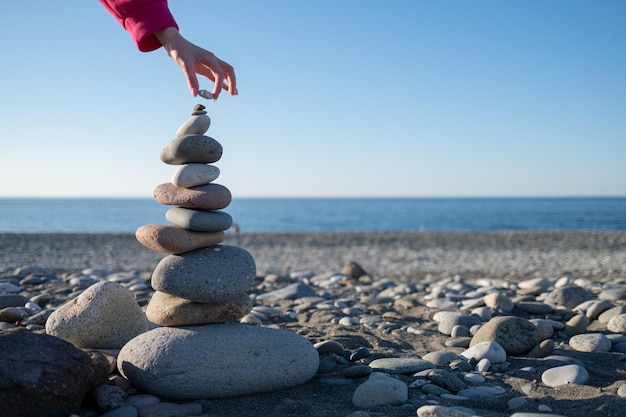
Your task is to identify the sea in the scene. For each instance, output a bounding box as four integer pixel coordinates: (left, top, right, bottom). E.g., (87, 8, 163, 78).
(0, 197, 625, 234)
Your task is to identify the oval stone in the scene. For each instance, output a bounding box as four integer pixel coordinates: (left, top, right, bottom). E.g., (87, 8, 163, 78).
(175, 114, 211, 137)
(135, 224, 224, 254)
(470, 316, 540, 356)
(151, 245, 256, 303)
(171, 164, 220, 188)
(154, 183, 231, 210)
(146, 291, 251, 326)
(165, 207, 233, 232)
(117, 324, 319, 399)
(541, 364, 589, 387)
(160, 134, 222, 165)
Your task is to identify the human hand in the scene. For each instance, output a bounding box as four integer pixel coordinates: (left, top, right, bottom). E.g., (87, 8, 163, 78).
(155, 27, 237, 99)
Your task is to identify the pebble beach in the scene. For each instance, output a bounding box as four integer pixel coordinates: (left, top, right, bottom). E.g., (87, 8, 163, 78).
(2, 230, 626, 417)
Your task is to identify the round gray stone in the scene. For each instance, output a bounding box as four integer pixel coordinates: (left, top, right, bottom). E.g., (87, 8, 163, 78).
(160, 134, 222, 165)
(543, 286, 593, 310)
(598, 306, 626, 324)
(175, 113, 211, 137)
(422, 350, 458, 366)
(352, 372, 408, 408)
(470, 316, 540, 356)
(166, 207, 233, 232)
(117, 324, 319, 399)
(568, 333, 612, 352)
(151, 245, 255, 303)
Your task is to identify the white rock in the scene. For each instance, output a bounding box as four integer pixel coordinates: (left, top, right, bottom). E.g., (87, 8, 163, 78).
(352, 372, 408, 408)
(118, 324, 318, 399)
(417, 405, 476, 417)
(460, 341, 506, 364)
(46, 281, 147, 349)
(569, 333, 612, 352)
(171, 164, 220, 188)
(176, 113, 211, 136)
(541, 364, 589, 387)
(607, 314, 626, 333)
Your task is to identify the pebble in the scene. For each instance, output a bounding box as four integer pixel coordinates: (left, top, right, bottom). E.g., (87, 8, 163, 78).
(484, 291, 515, 312)
(165, 207, 233, 232)
(617, 383, 626, 398)
(428, 369, 467, 392)
(543, 285, 594, 309)
(417, 405, 476, 417)
(135, 224, 224, 253)
(508, 396, 528, 409)
(568, 333, 612, 352)
(45, 281, 147, 349)
(515, 301, 553, 315)
(598, 305, 626, 323)
(198, 89, 213, 99)
(563, 314, 590, 336)
(171, 163, 220, 188)
(541, 364, 589, 387)
(422, 350, 458, 366)
(175, 113, 211, 137)
(256, 282, 317, 301)
(160, 134, 222, 165)
(470, 316, 540, 356)
(607, 314, 626, 333)
(151, 245, 256, 303)
(460, 341, 507, 364)
(368, 357, 435, 374)
(118, 324, 319, 398)
(154, 182, 232, 211)
(352, 372, 408, 408)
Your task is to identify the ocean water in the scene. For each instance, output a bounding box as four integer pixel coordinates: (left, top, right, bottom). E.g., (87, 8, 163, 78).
(0, 197, 624, 234)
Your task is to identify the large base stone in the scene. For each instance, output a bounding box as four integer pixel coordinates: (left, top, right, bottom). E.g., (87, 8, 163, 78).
(117, 324, 319, 399)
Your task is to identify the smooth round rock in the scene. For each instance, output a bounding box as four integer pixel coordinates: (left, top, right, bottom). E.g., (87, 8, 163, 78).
(541, 364, 589, 387)
(160, 134, 222, 165)
(434, 312, 481, 336)
(417, 405, 475, 417)
(422, 350, 458, 366)
(368, 357, 435, 374)
(515, 302, 553, 315)
(543, 286, 593, 310)
(171, 164, 220, 188)
(165, 207, 233, 232)
(135, 224, 224, 254)
(568, 333, 612, 353)
(352, 372, 408, 408)
(484, 292, 514, 312)
(470, 316, 540, 356)
(145, 291, 252, 326)
(607, 314, 626, 333)
(460, 341, 507, 364)
(154, 183, 231, 211)
(428, 369, 466, 392)
(526, 339, 555, 358)
(175, 114, 211, 137)
(563, 314, 590, 336)
(46, 281, 147, 349)
(117, 324, 319, 399)
(314, 340, 345, 357)
(598, 306, 626, 324)
(151, 245, 256, 303)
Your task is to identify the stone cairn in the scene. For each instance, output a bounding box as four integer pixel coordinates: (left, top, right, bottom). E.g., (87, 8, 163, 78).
(121, 105, 319, 399)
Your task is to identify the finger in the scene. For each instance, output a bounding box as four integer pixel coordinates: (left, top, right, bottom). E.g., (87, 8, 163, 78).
(181, 63, 200, 97)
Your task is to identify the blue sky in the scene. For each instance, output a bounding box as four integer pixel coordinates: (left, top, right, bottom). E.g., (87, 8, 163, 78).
(1, 0, 624, 197)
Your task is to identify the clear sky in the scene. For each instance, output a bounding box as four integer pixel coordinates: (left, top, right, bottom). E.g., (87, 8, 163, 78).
(1, 0, 624, 198)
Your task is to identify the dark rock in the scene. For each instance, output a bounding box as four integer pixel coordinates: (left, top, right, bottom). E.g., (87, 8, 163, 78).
(0, 328, 109, 417)
(543, 286, 594, 310)
(341, 261, 368, 280)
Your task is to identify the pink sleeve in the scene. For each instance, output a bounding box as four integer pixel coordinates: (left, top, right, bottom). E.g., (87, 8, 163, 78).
(99, 0, 179, 52)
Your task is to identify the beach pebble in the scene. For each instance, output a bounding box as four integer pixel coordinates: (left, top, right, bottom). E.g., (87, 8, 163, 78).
(165, 207, 233, 232)
(46, 281, 147, 349)
(476, 358, 491, 372)
(470, 316, 540, 355)
(428, 369, 466, 392)
(508, 396, 528, 410)
(160, 134, 222, 165)
(135, 402, 203, 417)
(607, 314, 626, 333)
(422, 350, 458, 366)
(0, 283, 20, 293)
(417, 405, 476, 417)
(0, 307, 29, 323)
(563, 314, 590, 336)
(171, 163, 220, 188)
(529, 319, 555, 340)
(175, 113, 211, 137)
(568, 333, 612, 352)
(92, 385, 127, 412)
(146, 291, 252, 326)
(460, 341, 506, 363)
(368, 357, 435, 374)
(314, 340, 345, 356)
(135, 224, 224, 253)
(517, 277, 551, 295)
(541, 364, 589, 387)
(0, 294, 30, 309)
(484, 292, 514, 312)
(598, 288, 625, 300)
(151, 245, 255, 303)
(118, 324, 319, 398)
(434, 312, 481, 336)
(352, 372, 408, 408)
(515, 301, 553, 315)
(585, 299, 613, 320)
(526, 339, 555, 358)
(617, 383, 626, 398)
(598, 306, 626, 323)
(543, 286, 594, 309)
(154, 182, 231, 211)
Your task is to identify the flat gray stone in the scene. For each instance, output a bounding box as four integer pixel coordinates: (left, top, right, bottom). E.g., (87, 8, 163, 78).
(568, 333, 612, 352)
(352, 372, 408, 408)
(166, 207, 233, 232)
(598, 306, 626, 323)
(368, 357, 435, 374)
(171, 163, 220, 188)
(256, 282, 316, 302)
(117, 324, 319, 399)
(151, 246, 255, 303)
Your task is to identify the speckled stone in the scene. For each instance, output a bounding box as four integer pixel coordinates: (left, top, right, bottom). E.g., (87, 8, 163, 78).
(165, 207, 233, 232)
(151, 245, 256, 303)
(568, 333, 612, 353)
(607, 314, 626, 333)
(154, 183, 231, 211)
(135, 224, 224, 253)
(46, 281, 147, 349)
(160, 134, 222, 165)
(598, 306, 626, 324)
(470, 316, 540, 356)
(146, 291, 252, 326)
(543, 286, 593, 310)
(118, 324, 319, 399)
(171, 164, 220, 188)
